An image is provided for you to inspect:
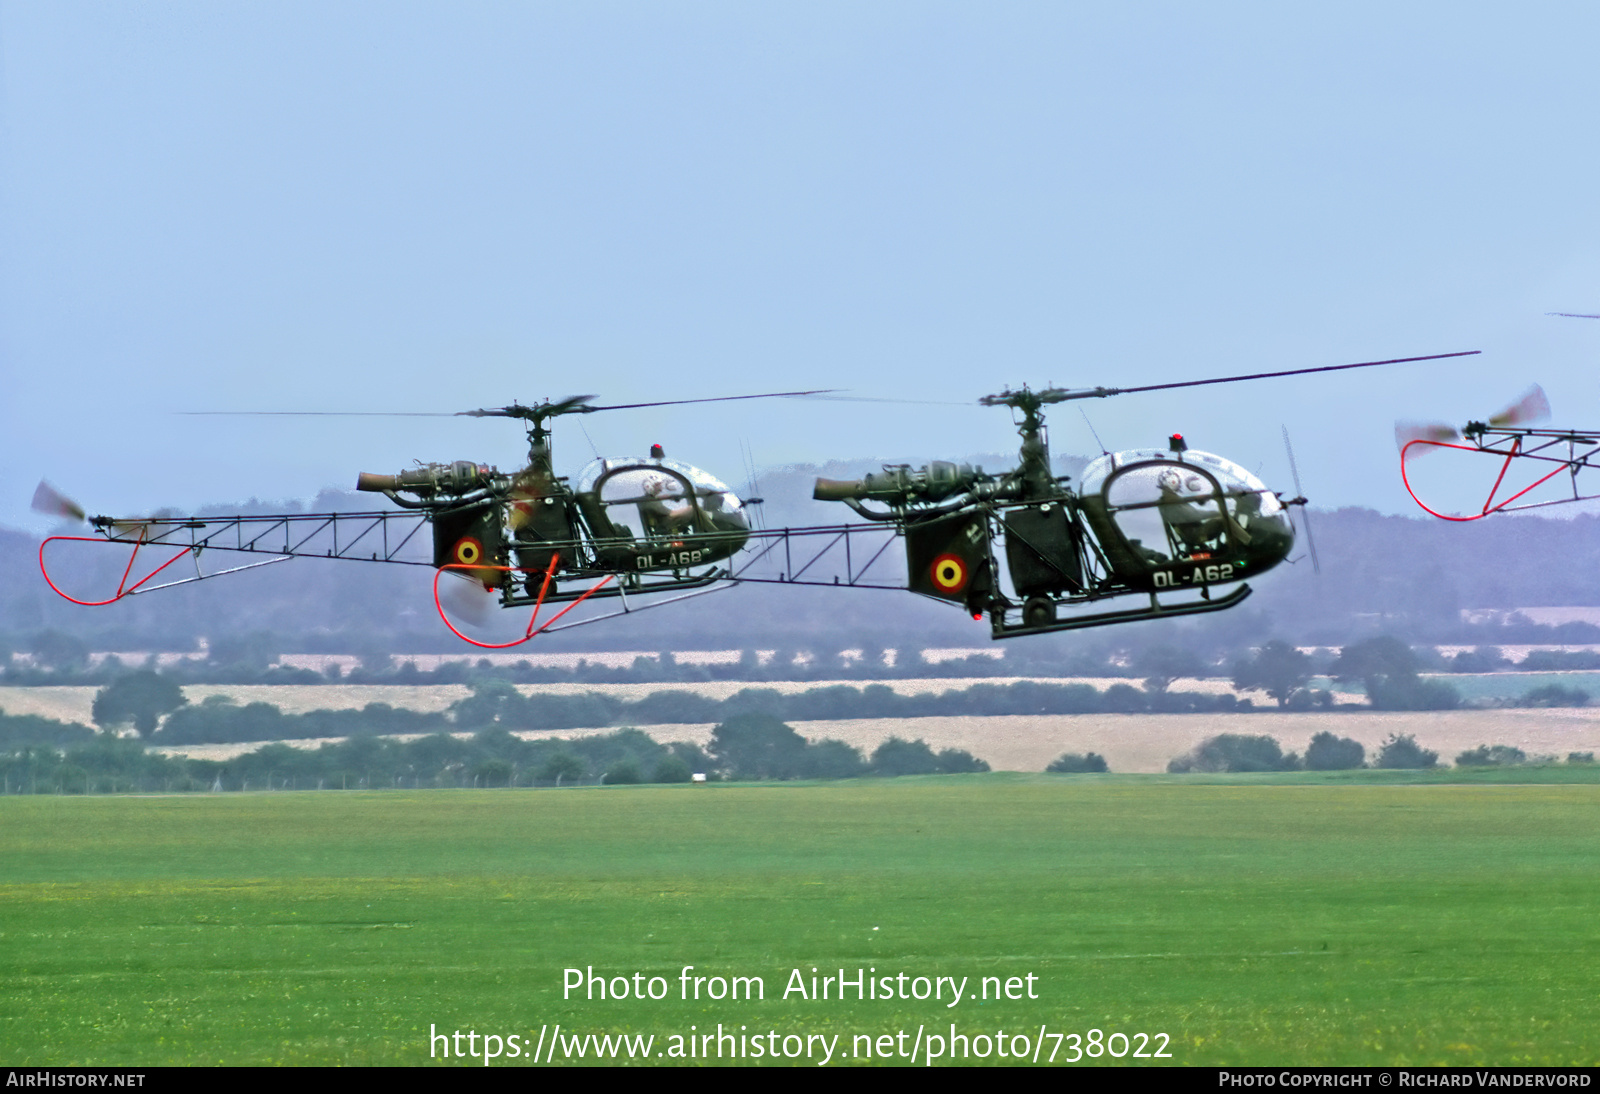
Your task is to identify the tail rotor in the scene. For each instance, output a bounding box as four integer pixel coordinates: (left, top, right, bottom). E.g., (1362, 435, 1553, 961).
(31, 480, 155, 539)
(1396, 385, 1549, 459)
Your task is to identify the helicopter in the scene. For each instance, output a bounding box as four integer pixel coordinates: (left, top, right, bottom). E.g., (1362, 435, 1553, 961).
(1395, 384, 1600, 520)
(804, 352, 1480, 638)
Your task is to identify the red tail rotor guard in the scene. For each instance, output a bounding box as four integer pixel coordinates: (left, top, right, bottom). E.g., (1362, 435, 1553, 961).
(38, 530, 192, 605)
(1399, 435, 1570, 521)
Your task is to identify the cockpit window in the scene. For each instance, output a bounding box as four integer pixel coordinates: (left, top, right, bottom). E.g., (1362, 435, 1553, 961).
(1101, 456, 1287, 562)
(577, 457, 748, 541)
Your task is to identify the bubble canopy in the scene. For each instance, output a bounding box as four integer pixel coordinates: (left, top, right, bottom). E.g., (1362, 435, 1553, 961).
(1079, 448, 1293, 580)
(575, 456, 749, 541)
(1081, 449, 1278, 504)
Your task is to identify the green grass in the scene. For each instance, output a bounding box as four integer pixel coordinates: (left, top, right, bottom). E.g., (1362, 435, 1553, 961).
(2, 775, 1598, 1066)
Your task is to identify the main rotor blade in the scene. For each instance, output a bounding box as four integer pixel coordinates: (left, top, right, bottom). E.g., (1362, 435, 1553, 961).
(179, 410, 459, 416)
(1071, 350, 1480, 401)
(1548, 312, 1600, 319)
(183, 390, 839, 418)
(459, 395, 597, 419)
(799, 394, 973, 406)
(585, 389, 838, 412)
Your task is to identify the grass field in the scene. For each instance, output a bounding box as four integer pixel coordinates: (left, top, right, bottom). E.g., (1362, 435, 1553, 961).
(3, 775, 1598, 1066)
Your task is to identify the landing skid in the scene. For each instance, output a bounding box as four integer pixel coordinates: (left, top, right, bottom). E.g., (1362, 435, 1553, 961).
(500, 568, 726, 606)
(990, 584, 1253, 639)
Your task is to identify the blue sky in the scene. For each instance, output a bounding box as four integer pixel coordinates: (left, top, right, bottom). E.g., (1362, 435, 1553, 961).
(5, 2, 1600, 531)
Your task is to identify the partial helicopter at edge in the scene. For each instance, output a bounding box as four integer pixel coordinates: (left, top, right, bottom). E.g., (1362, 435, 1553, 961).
(1393, 313, 1600, 521)
(34, 351, 1479, 645)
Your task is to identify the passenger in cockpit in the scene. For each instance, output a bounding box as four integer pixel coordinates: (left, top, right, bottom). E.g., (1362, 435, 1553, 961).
(695, 491, 748, 535)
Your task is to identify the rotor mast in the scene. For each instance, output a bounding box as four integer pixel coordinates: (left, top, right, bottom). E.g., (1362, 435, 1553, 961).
(459, 397, 597, 479)
(980, 385, 1072, 499)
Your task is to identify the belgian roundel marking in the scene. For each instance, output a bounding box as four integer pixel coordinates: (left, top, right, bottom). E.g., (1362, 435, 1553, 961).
(454, 537, 483, 566)
(930, 553, 968, 593)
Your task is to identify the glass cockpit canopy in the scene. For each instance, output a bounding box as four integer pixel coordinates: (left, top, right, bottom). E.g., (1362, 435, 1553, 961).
(1081, 448, 1289, 565)
(1082, 449, 1282, 507)
(575, 456, 748, 541)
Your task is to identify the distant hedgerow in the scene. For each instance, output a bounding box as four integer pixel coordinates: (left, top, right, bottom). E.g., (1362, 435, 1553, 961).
(1304, 732, 1365, 770)
(1047, 752, 1109, 774)
(1517, 684, 1589, 708)
(1168, 735, 1298, 773)
(1454, 744, 1526, 767)
(1374, 734, 1438, 770)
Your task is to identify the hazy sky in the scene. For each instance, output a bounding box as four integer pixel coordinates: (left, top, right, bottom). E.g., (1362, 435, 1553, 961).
(5, 2, 1600, 533)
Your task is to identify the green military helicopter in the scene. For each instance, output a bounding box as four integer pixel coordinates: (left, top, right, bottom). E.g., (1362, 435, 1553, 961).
(35, 391, 825, 647)
(809, 352, 1477, 637)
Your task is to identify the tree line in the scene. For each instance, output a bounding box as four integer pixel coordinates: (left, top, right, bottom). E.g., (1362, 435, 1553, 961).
(6, 713, 1591, 795)
(1163, 732, 1596, 773)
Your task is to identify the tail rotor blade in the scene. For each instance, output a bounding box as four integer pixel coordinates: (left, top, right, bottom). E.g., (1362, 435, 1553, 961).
(438, 572, 499, 628)
(1282, 426, 1320, 575)
(1395, 421, 1461, 457)
(35, 482, 163, 538)
(1488, 384, 1550, 428)
(738, 438, 766, 532)
(31, 481, 86, 522)
(1299, 509, 1321, 576)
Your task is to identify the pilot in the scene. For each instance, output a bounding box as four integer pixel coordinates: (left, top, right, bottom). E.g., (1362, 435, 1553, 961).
(1157, 469, 1226, 549)
(639, 477, 693, 535)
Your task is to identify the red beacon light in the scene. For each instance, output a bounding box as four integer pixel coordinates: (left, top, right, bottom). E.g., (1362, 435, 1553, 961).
(1168, 433, 1187, 453)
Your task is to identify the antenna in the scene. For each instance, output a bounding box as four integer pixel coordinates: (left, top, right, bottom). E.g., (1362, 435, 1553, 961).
(1078, 407, 1109, 456)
